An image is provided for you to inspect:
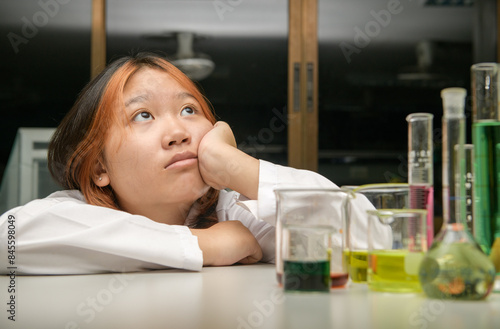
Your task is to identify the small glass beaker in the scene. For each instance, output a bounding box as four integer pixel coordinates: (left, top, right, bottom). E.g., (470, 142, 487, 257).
(344, 184, 409, 283)
(354, 183, 409, 209)
(367, 209, 427, 293)
(275, 188, 349, 292)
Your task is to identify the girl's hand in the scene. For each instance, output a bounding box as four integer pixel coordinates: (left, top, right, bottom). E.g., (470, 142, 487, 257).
(198, 121, 259, 200)
(198, 121, 238, 190)
(190, 221, 263, 266)
(200, 121, 237, 150)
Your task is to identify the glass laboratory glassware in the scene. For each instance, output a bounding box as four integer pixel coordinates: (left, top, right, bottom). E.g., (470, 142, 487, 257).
(344, 183, 409, 283)
(440, 88, 466, 226)
(418, 88, 496, 300)
(367, 209, 427, 293)
(275, 188, 349, 292)
(407, 113, 434, 248)
(471, 63, 500, 256)
(463, 144, 475, 234)
(353, 183, 409, 209)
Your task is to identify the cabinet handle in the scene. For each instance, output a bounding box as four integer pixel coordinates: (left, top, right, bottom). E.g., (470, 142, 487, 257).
(307, 62, 314, 113)
(293, 62, 300, 112)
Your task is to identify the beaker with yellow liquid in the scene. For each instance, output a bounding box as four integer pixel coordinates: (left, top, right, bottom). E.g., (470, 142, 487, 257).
(344, 184, 409, 283)
(367, 209, 427, 293)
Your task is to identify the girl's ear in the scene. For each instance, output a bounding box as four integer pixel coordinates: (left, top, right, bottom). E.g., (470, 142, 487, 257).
(93, 159, 110, 187)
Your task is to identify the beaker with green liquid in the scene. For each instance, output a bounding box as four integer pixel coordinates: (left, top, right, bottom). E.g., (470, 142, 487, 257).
(275, 188, 349, 292)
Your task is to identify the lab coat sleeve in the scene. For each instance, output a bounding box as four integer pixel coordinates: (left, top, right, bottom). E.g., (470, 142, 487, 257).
(0, 190, 203, 275)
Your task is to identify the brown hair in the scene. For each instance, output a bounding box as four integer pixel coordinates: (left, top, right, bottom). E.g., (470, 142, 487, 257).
(48, 52, 219, 228)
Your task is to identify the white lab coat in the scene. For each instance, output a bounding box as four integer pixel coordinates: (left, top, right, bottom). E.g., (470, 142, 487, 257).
(0, 160, 388, 275)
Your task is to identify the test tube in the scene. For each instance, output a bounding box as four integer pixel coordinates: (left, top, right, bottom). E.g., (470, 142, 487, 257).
(441, 88, 467, 225)
(407, 113, 434, 247)
(471, 63, 500, 255)
(471, 63, 498, 122)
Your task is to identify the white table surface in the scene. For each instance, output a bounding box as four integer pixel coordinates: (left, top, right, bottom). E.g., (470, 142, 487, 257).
(1, 263, 499, 329)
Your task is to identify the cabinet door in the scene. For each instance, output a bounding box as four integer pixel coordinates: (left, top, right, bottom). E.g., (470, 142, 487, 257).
(288, 0, 319, 171)
(91, 0, 106, 78)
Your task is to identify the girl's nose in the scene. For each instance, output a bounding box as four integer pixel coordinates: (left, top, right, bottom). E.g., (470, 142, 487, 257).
(161, 120, 191, 148)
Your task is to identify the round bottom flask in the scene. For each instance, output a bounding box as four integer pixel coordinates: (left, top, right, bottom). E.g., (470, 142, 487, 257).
(418, 223, 496, 300)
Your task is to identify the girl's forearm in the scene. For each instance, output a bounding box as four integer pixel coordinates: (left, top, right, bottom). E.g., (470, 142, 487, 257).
(198, 121, 259, 200)
(220, 145, 259, 200)
(190, 221, 263, 266)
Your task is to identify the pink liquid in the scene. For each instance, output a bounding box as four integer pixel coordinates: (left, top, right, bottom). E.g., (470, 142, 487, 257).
(330, 273, 349, 288)
(410, 184, 434, 248)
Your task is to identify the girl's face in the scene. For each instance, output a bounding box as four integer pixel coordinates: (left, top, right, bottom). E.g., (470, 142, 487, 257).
(97, 67, 213, 223)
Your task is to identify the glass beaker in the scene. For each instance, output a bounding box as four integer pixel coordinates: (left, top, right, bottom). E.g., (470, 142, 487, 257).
(354, 183, 409, 209)
(345, 183, 409, 283)
(275, 188, 349, 292)
(367, 209, 427, 293)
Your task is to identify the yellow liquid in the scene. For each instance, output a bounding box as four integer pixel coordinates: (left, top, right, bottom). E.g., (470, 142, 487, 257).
(343, 249, 350, 271)
(368, 250, 423, 293)
(349, 250, 368, 283)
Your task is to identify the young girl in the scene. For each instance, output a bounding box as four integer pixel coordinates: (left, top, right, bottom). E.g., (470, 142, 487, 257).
(0, 53, 384, 275)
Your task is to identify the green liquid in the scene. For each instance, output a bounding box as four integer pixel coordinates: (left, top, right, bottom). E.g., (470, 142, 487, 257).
(348, 250, 368, 283)
(472, 122, 500, 255)
(283, 260, 330, 292)
(368, 250, 423, 293)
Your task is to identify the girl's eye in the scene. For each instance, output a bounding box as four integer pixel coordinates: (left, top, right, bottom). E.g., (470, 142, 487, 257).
(181, 107, 195, 116)
(133, 111, 153, 122)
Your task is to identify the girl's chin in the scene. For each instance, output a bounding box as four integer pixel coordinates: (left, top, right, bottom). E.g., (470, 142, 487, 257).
(174, 179, 210, 200)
